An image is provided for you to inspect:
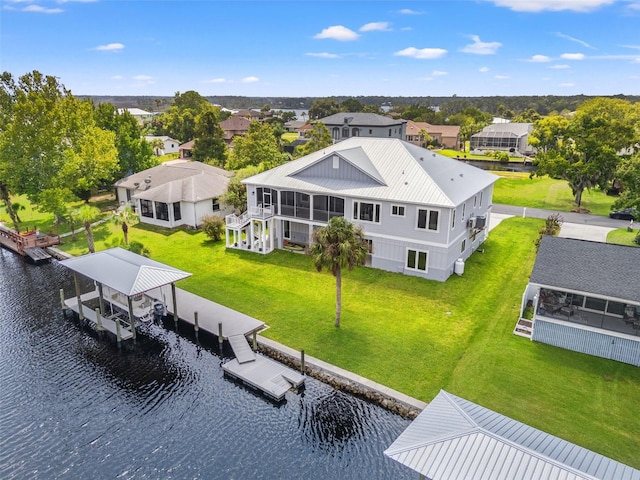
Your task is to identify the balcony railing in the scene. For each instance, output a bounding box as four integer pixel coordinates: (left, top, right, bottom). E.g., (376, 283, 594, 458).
(225, 205, 274, 228)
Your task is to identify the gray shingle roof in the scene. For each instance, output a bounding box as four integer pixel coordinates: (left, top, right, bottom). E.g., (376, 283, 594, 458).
(531, 236, 640, 302)
(115, 160, 233, 204)
(243, 137, 498, 208)
(317, 112, 406, 127)
(385, 390, 640, 480)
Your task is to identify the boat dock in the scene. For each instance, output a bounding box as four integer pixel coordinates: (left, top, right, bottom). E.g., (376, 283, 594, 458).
(59, 248, 305, 401)
(0, 224, 59, 263)
(223, 334, 305, 401)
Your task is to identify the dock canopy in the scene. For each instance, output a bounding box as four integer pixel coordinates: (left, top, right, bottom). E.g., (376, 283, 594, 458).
(60, 247, 192, 295)
(385, 390, 640, 480)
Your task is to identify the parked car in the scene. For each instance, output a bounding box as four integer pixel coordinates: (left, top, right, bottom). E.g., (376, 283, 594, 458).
(609, 207, 638, 220)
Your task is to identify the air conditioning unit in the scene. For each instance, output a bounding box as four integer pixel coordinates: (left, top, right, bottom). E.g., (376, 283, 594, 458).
(467, 217, 476, 229)
(475, 215, 487, 229)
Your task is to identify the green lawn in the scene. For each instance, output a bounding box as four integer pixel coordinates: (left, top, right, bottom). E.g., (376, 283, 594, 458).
(607, 228, 640, 247)
(493, 172, 615, 216)
(59, 217, 640, 468)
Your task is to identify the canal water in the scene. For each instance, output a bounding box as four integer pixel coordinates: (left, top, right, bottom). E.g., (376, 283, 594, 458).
(0, 249, 413, 479)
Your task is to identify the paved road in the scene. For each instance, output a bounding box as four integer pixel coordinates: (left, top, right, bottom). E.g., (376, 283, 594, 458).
(492, 203, 637, 229)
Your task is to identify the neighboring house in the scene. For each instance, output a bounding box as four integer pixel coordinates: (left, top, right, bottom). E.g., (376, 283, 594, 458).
(386, 390, 640, 480)
(283, 120, 306, 133)
(117, 107, 154, 125)
(178, 140, 194, 159)
(115, 160, 234, 228)
(220, 116, 252, 146)
(405, 120, 461, 150)
(470, 123, 535, 155)
(144, 135, 181, 155)
(518, 236, 640, 366)
(316, 112, 407, 143)
(297, 123, 312, 138)
(235, 109, 262, 121)
(225, 137, 498, 282)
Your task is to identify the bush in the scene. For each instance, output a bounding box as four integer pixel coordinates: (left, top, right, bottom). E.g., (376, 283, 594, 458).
(201, 215, 225, 241)
(635, 231, 640, 246)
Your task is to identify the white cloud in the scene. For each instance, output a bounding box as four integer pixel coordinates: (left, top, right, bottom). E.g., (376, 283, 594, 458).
(241, 76, 259, 83)
(556, 32, 594, 49)
(528, 54, 551, 62)
(560, 82, 576, 87)
(133, 75, 152, 81)
(305, 52, 340, 58)
(95, 43, 125, 52)
(561, 52, 585, 60)
(460, 35, 502, 55)
(23, 4, 63, 13)
(479, 66, 490, 73)
(488, 0, 614, 12)
(360, 22, 391, 32)
(549, 64, 570, 69)
(111, 75, 123, 80)
(314, 25, 359, 41)
(203, 78, 228, 84)
(431, 70, 448, 76)
(495, 75, 511, 79)
(394, 47, 447, 59)
(398, 8, 424, 14)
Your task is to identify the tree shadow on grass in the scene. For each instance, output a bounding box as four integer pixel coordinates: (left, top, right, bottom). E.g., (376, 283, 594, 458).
(134, 222, 202, 237)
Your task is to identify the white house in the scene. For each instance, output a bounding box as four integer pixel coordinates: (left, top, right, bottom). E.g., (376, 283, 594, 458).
(470, 123, 535, 155)
(115, 160, 234, 228)
(117, 107, 154, 125)
(144, 135, 181, 155)
(225, 137, 498, 282)
(518, 236, 640, 366)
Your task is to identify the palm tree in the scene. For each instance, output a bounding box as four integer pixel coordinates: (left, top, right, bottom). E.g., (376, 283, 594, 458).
(310, 217, 368, 328)
(78, 204, 100, 253)
(112, 205, 138, 245)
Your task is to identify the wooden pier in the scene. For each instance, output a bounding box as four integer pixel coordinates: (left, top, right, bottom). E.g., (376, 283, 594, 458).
(0, 224, 59, 263)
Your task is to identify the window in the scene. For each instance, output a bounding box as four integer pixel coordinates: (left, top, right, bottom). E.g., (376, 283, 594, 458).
(126, 189, 132, 202)
(461, 240, 466, 253)
(342, 127, 349, 138)
(353, 201, 380, 223)
(332, 155, 339, 169)
(332, 128, 340, 140)
(173, 202, 181, 221)
(352, 128, 360, 137)
(365, 239, 373, 254)
(283, 220, 290, 239)
(391, 205, 406, 217)
(473, 195, 477, 208)
(140, 199, 153, 218)
(461, 203, 466, 222)
(368, 129, 372, 135)
(212, 198, 220, 211)
(451, 209, 456, 229)
(388, 129, 392, 137)
(417, 209, 438, 231)
(480, 192, 483, 207)
(155, 202, 169, 221)
(313, 195, 344, 221)
(585, 297, 606, 312)
(607, 301, 626, 316)
(407, 249, 428, 271)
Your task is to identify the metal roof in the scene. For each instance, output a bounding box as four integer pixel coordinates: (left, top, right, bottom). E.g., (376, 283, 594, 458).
(243, 138, 498, 208)
(531, 236, 640, 302)
(385, 390, 640, 480)
(471, 123, 533, 138)
(60, 247, 192, 296)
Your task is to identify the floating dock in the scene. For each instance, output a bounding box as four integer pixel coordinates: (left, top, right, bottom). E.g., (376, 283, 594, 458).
(223, 334, 305, 401)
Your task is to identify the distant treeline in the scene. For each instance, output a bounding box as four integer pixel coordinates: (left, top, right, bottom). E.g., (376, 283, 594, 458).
(81, 94, 640, 117)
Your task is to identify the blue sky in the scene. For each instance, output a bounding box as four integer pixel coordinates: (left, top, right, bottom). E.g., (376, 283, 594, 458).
(1, 0, 640, 97)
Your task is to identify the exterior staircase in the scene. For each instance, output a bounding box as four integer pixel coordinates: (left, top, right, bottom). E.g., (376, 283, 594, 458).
(513, 318, 533, 339)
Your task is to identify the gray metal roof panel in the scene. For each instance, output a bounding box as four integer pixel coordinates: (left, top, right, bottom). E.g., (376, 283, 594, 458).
(385, 390, 640, 480)
(60, 247, 191, 296)
(244, 138, 497, 208)
(530, 236, 640, 302)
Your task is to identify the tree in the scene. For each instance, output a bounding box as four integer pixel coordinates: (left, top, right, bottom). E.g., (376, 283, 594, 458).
(222, 165, 261, 213)
(341, 98, 365, 112)
(532, 98, 637, 207)
(0, 71, 119, 215)
(308, 98, 341, 120)
(227, 122, 287, 170)
(112, 205, 138, 245)
(192, 109, 227, 166)
(295, 122, 332, 157)
(310, 217, 368, 328)
(77, 204, 101, 253)
(200, 215, 225, 241)
(535, 213, 564, 250)
(613, 153, 640, 212)
(155, 90, 213, 141)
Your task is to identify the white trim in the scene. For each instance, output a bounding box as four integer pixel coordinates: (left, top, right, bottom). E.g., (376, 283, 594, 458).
(352, 200, 382, 224)
(415, 207, 440, 233)
(535, 316, 640, 343)
(405, 247, 429, 272)
(391, 204, 406, 218)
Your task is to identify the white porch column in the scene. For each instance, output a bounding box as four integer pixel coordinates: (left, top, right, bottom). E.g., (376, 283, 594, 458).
(269, 218, 275, 251)
(249, 221, 255, 251)
(261, 220, 267, 252)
